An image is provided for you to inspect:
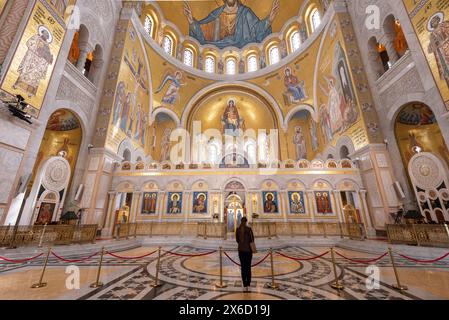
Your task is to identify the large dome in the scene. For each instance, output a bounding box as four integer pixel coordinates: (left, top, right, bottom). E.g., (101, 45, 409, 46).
(141, 0, 314, 51)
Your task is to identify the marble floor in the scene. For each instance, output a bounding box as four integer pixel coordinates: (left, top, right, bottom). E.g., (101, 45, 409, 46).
(0, 243, 448, 300)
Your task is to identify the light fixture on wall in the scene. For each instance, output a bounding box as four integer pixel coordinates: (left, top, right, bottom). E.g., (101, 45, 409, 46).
(1, 94, 32, 124)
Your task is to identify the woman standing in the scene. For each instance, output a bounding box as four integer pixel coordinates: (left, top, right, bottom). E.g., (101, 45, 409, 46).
(236, 217, 255, 292)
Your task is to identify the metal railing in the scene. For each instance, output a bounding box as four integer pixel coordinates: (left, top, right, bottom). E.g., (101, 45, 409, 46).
(0, 224, 98, 247)
(115, 222, 365, 240)
(386, 224, 449, 248)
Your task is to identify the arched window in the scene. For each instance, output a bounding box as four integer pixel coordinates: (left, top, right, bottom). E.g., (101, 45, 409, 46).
(183, 48, 194, 67)
(290, 31, 301, 52)
(205, 56, 215, 73)
(144, 15, 153, 37)
(310, 9, 321, 33)
(268, 46, 280, 65)
(162, 35, 173, 56)
(258, 133, 269, 163)
(247, 54, 258, 72)
(226, 57, 237, 75)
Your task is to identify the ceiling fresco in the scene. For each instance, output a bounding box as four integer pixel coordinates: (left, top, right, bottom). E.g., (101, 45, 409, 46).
(154, 0, 304, 46)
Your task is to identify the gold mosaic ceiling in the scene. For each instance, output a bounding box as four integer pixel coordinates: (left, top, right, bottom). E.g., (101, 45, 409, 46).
(151, 0, 305, 38)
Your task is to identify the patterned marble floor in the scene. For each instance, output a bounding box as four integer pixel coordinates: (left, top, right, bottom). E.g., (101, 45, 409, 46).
(0, 245, 448, 300)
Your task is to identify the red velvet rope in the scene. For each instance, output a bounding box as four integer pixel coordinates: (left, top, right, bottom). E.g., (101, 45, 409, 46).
(223, 252, 271, 267)
(0, 252, 44, 263)
(397, 252, 449, 264)
(163, 249, 217, 257)
(106, 250, 158, 260)
(251, 253, 271, 267)
(276, 250, 330, 261)
(223, 251, 241, 266)
(51, 251, 99, 263)
(335, 251, 388, 265)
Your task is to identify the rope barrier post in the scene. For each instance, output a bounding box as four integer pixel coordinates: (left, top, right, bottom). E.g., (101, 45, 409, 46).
(38, 224, 47, 248)
(151, 246, 162, 288)
(215, 247, 227, 288)
(90, 247, 105, 288)
(31, 247, 51, 289)
(265, 248, 279, 290)
(388, 247, 408, 291)
(330, 248, 344, 290)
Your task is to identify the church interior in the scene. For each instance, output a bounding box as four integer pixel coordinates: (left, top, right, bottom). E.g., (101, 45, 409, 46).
(0, 0, 449, 301)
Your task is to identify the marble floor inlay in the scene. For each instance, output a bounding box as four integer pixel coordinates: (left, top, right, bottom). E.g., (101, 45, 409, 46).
(1, 245, 448, 300)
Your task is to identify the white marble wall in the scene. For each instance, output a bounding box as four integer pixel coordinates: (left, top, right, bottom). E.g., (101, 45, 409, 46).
(344, 0, 449, 211)
(0, 0, 122, 225)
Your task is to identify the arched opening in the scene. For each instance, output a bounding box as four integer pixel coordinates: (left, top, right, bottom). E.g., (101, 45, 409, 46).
(268, 45, 280, 65)
(225, 57, 237, 75)
(286, 110, 315, 161)
(68, 25, 93, 77)
(383, 15, 409, 64)
(224, 181, 246, 234)
(87, 44, 103, 85)
(162, 34, 174, 56)
(340, 145, 350, 159)
(368, 36, 388, 79)
(122, 149, 131, 162)
(5, 109, 83, 226)
(394, 102, 449, 222)
(204, 55, 215, 73)
(247, 54, 258, 72)
(183, 48, 194, 67)
(149, 112, 177, 163)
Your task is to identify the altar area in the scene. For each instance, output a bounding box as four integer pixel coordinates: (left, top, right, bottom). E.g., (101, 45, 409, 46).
(101, 157, 372, 237)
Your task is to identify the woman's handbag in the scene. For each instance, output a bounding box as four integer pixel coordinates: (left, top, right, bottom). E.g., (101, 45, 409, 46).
(249, 229, 257, 253)
(250, 242, 257, 254)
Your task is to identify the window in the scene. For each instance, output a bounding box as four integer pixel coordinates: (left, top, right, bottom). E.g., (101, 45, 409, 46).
(268, 46, 280, 65)
(290, 31, 301, 52)
(163, 35, 173, 56)
(144, 15, 153, 37)
(247, 54, 258, 72)
(226, 58, 237, 75)
(205, 56, 215, 73)
(183, 48, 194, 67)
(310, 9, 321, 33)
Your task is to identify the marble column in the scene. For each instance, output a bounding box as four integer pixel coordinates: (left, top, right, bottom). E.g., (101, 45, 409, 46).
(76, 42, 93, 72)
(131, 191, 141, 223)
(104, 192, 117, 235)
(333, 191, 344, 223)
(358, 190, 376, 236)
(158, 191, 166, 222)
(306, 190, 316, 222)
(89, 58, 104, 85)
(351, 144, 400, 233)
(380, 34, 399, 65)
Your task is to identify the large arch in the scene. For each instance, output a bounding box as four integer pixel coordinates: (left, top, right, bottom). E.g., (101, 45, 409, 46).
(181, 82, 285, 130)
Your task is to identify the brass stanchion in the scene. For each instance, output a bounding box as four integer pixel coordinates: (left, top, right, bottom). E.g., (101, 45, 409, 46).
(38, 224, 47, 248)
(31, 247, 51, 288)
(90, 247, 105, 288)
(151, 246, 162, 287)
(388, 247, 408, 291)
(330, 248, 344, 290)
(215, 247, 227, 288)
(265, 248, 279, 289)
